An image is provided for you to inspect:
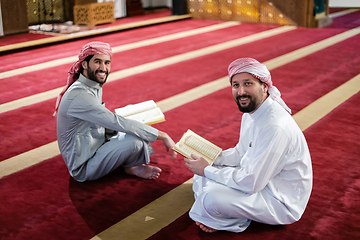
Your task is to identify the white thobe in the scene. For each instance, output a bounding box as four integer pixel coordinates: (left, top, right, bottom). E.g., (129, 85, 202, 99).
(189, 98, 313, 232)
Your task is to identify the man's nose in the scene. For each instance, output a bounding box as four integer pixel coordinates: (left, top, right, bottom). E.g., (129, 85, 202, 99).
(238, 86, 246, 95)
(99, 62, 106, 70)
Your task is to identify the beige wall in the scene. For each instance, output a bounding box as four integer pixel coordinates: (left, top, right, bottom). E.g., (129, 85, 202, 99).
(329, 0, 360, 7)
(141, 0, 172, 8)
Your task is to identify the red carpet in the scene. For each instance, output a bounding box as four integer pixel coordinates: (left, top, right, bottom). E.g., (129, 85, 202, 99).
(0, 33, 52, 47)
(148, 92, 360, 240)
(0, 24, 351, 160)
(0, 9, 360, 240)
(327, 10, 360, 29)
(0, 22, 278, 103)
(0, 19, 222, 72)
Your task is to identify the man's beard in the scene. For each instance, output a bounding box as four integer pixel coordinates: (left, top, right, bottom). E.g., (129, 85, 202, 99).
(86, 68, 109, 86)
(235, 95, 258, 113)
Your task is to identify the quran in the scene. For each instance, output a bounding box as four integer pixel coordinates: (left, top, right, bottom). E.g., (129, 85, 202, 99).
(173, 129, 222, 165)
(115, 100, 165, 125)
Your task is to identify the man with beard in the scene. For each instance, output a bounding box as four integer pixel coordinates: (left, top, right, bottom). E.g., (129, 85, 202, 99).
(184, 57, 313, 233)
(55, 41, 176, 182)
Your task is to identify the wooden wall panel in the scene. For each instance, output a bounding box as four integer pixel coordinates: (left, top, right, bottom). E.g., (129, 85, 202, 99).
(187, 0, 330, 27)
(1, 0, 28, 35)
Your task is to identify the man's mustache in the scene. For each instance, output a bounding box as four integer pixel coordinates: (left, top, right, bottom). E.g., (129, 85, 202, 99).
(95, 70, 109, 75)
(237, 95, 250, 100)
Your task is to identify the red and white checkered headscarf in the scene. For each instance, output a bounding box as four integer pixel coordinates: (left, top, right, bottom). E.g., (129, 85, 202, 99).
(228, 57, 291, 114)
(54, 41, 113, 116)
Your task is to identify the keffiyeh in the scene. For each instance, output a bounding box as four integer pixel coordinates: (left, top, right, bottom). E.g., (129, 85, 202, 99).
(54, 41, 113, 116)
(228, 57, 291, 114)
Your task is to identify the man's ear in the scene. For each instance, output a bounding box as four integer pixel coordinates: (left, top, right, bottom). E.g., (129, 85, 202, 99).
(262, 83, 269, 94)
(81, 61, 88, 70)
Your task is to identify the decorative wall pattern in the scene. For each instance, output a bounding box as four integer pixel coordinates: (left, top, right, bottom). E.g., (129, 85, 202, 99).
(27, 0, 65, 25)
(74, 1, 115, 26)
(188, 0, 300, 26)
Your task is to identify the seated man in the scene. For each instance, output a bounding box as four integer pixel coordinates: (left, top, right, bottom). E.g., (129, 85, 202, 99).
(55, 41, 176, 182)
(184, 57, 313, 233)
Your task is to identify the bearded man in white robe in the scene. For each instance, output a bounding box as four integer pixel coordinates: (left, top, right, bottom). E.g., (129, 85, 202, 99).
(184, 57, 313, 233)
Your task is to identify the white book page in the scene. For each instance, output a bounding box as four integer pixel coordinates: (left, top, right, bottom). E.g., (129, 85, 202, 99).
(176, 143, 199, 159)
(174, 129, 222, 164)
(125, 107, 164, 124)
(184, 135, 220, 160)
(115, 100, 157, 117)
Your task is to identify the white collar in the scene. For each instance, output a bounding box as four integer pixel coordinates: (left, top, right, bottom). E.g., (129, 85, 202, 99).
(249, 97, 273, 120)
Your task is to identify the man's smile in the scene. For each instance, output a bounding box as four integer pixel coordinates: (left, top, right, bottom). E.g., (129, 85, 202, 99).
(237, 95, 250, 105)
(96, 71, 108, 80)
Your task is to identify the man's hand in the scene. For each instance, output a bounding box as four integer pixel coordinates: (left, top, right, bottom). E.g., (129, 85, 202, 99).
(184, 154, 209, 177)
(157, 131, 177, 160)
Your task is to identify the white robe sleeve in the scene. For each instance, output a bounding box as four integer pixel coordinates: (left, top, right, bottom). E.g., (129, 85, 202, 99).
(204, 125, 290, 194)
(212, 145, 242, 167)
(212, 114, 250, 167)
(67, 90, 158, 143)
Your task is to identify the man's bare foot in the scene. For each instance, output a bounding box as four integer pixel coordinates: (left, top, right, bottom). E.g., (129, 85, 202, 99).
(195, 221, 217, 233)
(124, 164, 162, 180)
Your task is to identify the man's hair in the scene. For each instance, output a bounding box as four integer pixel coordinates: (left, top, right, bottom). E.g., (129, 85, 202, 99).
(76, 55, 94, 78)
(259, 79, 270, 97)
(254, 77, 270, 97)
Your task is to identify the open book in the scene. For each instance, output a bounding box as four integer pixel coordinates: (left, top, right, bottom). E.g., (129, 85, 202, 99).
(173, 129, 222, 165)
(115, 100, 165, 125)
